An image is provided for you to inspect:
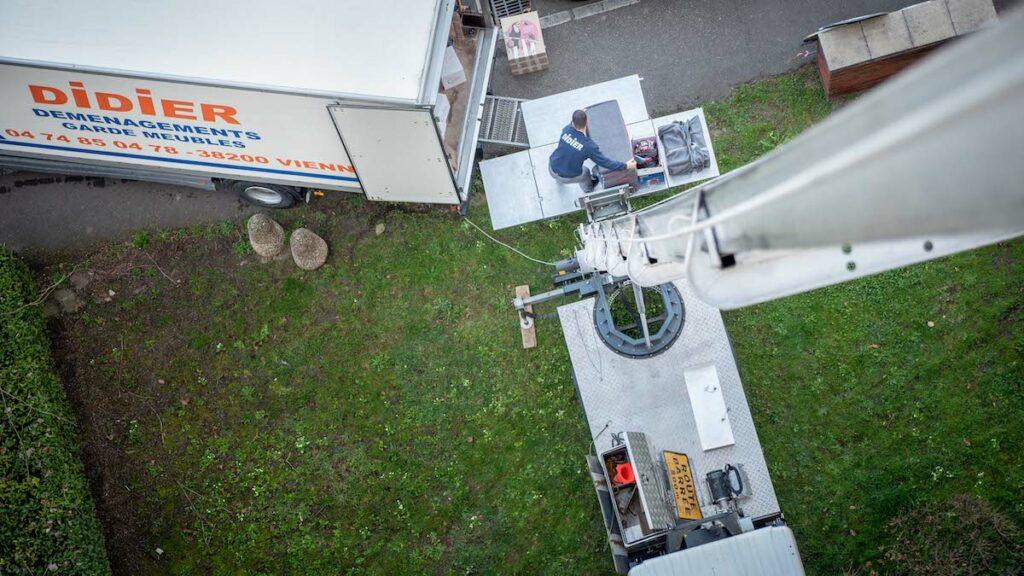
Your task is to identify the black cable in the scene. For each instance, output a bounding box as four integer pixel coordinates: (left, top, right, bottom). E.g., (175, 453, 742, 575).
(726, 464, 743, 496)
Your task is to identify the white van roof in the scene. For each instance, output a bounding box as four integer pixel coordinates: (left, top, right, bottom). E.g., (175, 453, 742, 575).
(0, 0, 445, 103)
(628, 527, 805, 576)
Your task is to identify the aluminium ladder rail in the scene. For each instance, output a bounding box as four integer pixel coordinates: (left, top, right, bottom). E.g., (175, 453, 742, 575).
(479, 95, 530, 149)
(489, 0, 532, 19)
(574, 9, 1024, 310)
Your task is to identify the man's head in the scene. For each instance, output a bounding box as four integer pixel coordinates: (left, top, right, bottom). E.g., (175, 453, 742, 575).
(572, 109, 588, 131)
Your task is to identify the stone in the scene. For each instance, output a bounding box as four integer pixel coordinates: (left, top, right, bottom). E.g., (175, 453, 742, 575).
(903, 0, 956, 46)
(247, 213, 285, 257)
(43, 299, 61, 319)
(861, 14, 913, 59)
(52, 288, 83, 314)
(69, 269, 94, 291)
(947, 0, 998, 35)
(290, 228, 328, 271)
(374, 223, 385, 236)
(819, 24, 871, 69)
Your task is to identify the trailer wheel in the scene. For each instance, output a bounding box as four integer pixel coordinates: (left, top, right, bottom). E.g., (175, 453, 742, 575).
(227, 181, 299, 208)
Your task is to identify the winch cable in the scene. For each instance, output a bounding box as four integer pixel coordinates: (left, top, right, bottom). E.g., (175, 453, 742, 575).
(462, 216, 557, 266)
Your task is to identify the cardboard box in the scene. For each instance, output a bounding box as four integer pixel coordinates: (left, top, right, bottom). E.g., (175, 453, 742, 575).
(500, 11, 548, 75)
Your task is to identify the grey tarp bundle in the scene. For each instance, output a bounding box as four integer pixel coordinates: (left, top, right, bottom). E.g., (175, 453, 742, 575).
(657, 117, 710, 176)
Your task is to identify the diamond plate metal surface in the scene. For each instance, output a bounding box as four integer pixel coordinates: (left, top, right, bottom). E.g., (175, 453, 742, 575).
(624, 432, 676, 532)
(559, 280, 781, 520)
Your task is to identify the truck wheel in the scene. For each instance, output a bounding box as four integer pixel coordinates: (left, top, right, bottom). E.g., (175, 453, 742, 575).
(228, 181, 299, 208)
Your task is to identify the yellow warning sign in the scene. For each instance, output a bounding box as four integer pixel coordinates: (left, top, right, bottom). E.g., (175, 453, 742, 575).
(664, 451, 703, 521)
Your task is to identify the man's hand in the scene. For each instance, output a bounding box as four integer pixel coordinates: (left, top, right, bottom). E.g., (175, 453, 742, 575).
(627, 159, 638, 170)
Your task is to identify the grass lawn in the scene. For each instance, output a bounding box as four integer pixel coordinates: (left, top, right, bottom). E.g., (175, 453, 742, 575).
(41, 66, 1023, 575)
(0, 251, 110, 575)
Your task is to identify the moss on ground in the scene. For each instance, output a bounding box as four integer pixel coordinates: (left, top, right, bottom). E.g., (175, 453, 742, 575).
(0, 250, 110, 575)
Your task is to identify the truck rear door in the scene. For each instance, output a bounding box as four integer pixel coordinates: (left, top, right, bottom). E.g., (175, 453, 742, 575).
(328, 105, 460, 204)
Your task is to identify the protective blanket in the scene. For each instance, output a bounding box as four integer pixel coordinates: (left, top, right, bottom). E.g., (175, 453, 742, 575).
(658, 117, 710, 176)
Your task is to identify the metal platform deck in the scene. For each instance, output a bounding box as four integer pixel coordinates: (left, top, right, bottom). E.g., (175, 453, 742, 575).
(558, 280, 781, 521)
(480, 75, 720, 230)
(520, 75, 650, 147)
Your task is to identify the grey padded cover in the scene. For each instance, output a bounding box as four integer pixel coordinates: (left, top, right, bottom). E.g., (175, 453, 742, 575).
(658, 118, 710, 176)
(586, 100, 638, 187)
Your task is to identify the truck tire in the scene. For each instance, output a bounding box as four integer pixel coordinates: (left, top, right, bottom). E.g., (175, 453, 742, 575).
(227, 181, 300, 208)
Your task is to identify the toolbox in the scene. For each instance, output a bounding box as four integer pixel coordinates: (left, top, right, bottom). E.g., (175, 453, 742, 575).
(600, 432, 675, 547)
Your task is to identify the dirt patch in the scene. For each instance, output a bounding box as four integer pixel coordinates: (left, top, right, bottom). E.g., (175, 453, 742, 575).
(882, 494, 1023, 575)
(38, 196, 452, 574)
(998, 299, 1022, 338)
(46, 235, 245, 574)
(43, 221, 289, 572)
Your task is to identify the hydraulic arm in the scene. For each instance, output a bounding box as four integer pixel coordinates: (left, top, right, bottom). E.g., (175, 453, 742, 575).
(515, 8, 1024, 356)
(574, 8, 1024, 309)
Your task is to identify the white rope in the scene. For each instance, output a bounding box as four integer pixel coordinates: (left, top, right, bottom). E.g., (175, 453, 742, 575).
(462, 217, 557, 266)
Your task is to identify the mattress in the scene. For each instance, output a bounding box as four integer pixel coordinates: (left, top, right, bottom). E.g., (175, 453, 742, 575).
(586, 100, 637, 188)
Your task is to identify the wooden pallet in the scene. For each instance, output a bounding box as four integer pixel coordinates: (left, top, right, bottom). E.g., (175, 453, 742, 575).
(508, 52, 549, 75)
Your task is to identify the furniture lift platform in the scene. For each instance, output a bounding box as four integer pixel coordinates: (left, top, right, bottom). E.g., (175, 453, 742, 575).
(557, 279, 781, 523)
(481, 75, 720, 230)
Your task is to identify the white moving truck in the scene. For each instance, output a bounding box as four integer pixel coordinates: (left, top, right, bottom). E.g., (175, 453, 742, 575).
(0, 0, 497, 207)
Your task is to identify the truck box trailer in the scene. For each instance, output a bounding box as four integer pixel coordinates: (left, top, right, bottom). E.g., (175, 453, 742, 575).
(0, 0, 497, 207)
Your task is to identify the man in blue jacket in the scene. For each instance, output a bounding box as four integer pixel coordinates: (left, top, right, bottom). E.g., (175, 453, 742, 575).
(548, 109, 636, 193)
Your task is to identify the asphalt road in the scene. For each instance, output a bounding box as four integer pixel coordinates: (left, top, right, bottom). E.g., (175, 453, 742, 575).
(493, 0, 912, 114)
(0, 172, 252, 261)
(2, 0, 1017, 255)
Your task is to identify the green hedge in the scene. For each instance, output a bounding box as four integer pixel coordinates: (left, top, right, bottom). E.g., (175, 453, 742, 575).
(0, 251, 110, 575)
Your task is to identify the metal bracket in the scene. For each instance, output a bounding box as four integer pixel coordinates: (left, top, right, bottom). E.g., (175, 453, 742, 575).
(512, 259, 685, 358)
(593, 281, 685, 359)
(518, 310, 534, 330)
(664, 509, 745, 553)
(580, 183, 632, 222)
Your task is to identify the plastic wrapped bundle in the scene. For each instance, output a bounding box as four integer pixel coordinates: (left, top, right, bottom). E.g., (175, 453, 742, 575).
(658, 117, 710, 175)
